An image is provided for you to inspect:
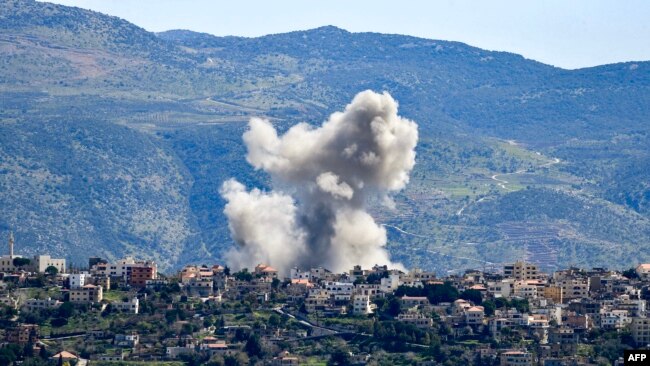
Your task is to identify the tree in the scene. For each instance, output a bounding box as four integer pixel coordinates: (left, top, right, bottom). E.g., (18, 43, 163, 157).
(165, 309, 178, 324)
(39, 345, 50, 359)
(460, 289, 483, 305)
(268, 313, 282, 328)
(482, 300, 496, 316)
(45, 266, 59, 276)
(328, 347, 351, 366)
(622, 268, 639, 279)
(244, 334, 264, 357)
(23, 343, 34, 358)
(234, 269, 252, 282)
(510, 298, 530, 313)
(385, 297, 402, 317)
(366, 272, 389, 284)
(57, 302, 74, 318)
(13, 257, 31, 267)
(51, 317, 68, 327)
(224, 352, 248, 366)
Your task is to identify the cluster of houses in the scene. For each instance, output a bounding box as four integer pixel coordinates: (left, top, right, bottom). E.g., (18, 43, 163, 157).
(2, 232, 650, 365)
(0, 233, 157, 314)
(161, 259, 650, 365)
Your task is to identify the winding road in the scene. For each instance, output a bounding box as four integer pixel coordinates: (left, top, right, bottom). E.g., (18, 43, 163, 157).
(491, 157, 561, 191)
(381, 224, 427, 238)
(456, 155, 561, 216)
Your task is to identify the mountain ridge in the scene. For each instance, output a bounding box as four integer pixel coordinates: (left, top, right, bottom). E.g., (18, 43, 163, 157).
(1, 0, 649, 273)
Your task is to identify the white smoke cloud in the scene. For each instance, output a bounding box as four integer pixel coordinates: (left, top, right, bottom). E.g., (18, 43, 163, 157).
(220, 179, 306, 272)
(221, 90, 418, 274)
(316, 172, 354, 200)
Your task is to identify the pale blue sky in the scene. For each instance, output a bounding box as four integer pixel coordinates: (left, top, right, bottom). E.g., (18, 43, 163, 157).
(45, 0, 650, 69)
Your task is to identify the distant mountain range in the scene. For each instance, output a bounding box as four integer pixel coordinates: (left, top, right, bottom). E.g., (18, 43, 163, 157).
(1, 0, 649, 273)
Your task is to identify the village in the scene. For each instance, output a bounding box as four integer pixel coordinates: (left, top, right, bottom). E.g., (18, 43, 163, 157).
(0, 233, 648, 365)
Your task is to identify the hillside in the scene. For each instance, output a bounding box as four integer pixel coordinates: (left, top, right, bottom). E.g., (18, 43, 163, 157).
(0, 0, 649, 272)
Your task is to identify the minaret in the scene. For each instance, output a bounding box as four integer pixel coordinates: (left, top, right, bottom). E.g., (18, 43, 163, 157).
(8, 231, 14, 258)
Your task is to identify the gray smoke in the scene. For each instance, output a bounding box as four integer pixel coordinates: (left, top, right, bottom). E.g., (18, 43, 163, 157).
(221, 90, 418, 274)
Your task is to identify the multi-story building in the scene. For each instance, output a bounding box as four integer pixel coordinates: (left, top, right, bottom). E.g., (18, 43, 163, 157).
(305, 289, 329, 313)
(93, 275, 111, 291)
(93, 257, 156, 287)
(254, 264, 278, 279)
(324, 281, 354, 302)
(488, 279, 514, 298)
(465, 306, 486, 325)
(354, 283, 381, 298)
(397, 312, 433, 328)
(187, 277, 214, 297)
(630, 317, 650, 346)
(558, 278, 589, 302)
(352, 294, 372, 315)
(112, 297, 139, 314)
(548, 327, 578, 345)
(290, 267, 312, 281)
(380, 273, 401, 293)
(600, 309, 630, 330)
(69, 272, 90, 289)
(504, 261, 540, 281)
(5, 324, 39, 345)
(24, 298, 62, 312)
(30, 255, 66, 273)
(514, 281, 538, 299)
(69, 284, 103, 304)
(130, 263, 157, 287)
(543, 286, 563, 304)
(400, 296, 429, 308)
(310, 267, 332, 281)
(614, 297, 646, 317)
(114, 332, 139, 348)
(500, 350, 533, 366)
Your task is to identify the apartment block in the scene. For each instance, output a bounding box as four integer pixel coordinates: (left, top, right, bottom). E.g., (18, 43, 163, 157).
(69, 284, 103, 304)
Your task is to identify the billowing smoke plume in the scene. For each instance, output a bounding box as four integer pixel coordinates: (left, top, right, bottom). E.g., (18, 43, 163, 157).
(221, 90, 418, 274)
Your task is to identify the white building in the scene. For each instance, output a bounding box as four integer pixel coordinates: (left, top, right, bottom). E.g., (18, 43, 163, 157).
(31, 255, 66, 274)
(488, 279, 514, 298)
(24, 298, 62, 312)
(380, 274, 401, 293)
(352, 294, 372, 315)
(106, 257, 137, 277)
(290, 268, 312, 281)
(69, 272, 90, 289)
(600, 309, 630, 330)
(112, 297, 139, 314)
(324, 282, 354, 301)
